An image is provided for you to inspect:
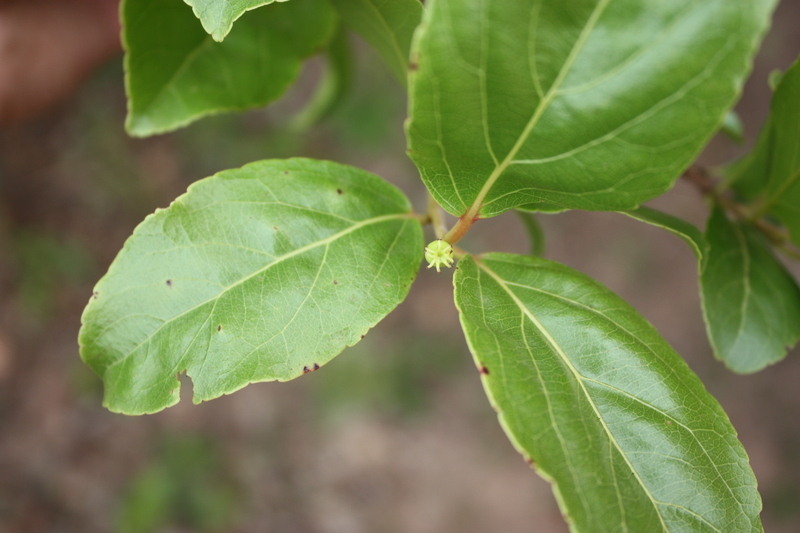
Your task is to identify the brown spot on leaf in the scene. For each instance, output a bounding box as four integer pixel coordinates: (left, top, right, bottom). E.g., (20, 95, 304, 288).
(303, 366, 310, 374)
(92, 291, 99, 299)
(166, 280, 172, 287)
(333, 280, 338, 285)
(409, 61, 418, 71)
(525, 457, 535, 467)
(313, 363, 320, 370)
(217, 325, 222, 332)
(360, 334, 366, 339)
(336, 188, 343, 195)
(480, 365, 490, 375)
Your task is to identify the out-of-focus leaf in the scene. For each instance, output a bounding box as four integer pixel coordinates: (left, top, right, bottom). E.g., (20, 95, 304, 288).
(330, 0, 423, 82)
(515, 210, 545, 256)
(455, 252, 763, 532)
(407, 0, 777, 218)
(724, 115, 774, 200)
(183, 0, 287, 41)
(768, 69, 783, 91)
(727, 57, 800, 247)
(721, 110, 745, 143)
(755, 58, 800, 247)
(289, 25, 354, 132)
(700, 206, 800, 373)
(123, 0, 335, 136)
(79, 159, 423, 414)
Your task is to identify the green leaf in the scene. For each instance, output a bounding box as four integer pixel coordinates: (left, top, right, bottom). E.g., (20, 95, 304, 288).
(724, 115, 774, 200)
(288, 25, 354, 132)
(619, 206, 708, 269)
(700, 206, 800, 373)
(330, 0, 423, 83)
(455, 253, 763, 532)
(768, 69, 783, 91)
(515, 210, 545, 257)
(79, 158, 423, 414)
(123, 0, 335, 137)
(737, 56, 800, 247)
(407, 0, 777, 218)
(721, 111, 745, 144)
(515, 201, 569, 214)
(183, 0, 286, 42)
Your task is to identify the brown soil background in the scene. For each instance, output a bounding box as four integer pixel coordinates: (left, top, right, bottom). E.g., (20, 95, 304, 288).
(1, 3, 800, 531)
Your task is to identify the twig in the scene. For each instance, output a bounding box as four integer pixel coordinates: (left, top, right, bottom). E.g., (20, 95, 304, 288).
(683, 165, 800, 257)
(427, 193, 447, 239)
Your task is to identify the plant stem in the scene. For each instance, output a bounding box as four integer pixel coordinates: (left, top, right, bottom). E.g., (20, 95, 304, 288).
(443, 212, 479, 245)
(683, 165, 800, 258)
(427, 193, 447, 239)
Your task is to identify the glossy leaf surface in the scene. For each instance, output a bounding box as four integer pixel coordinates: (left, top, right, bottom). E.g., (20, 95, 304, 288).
(124, 0, 335, 136)
(407, 0, 777, 218)
(455, 253, 762, 532)
(330, 0, 423, 82)
(700, 207, 800, 373)
(730, 56, 800, 246)
(183, 0, 286, 41)
(80, 159, 423, 414)
(620, 206, 708, 269)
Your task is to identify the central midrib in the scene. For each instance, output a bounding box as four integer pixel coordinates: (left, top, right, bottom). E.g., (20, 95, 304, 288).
(476, 257, 669, 531)
(461, 0, 613, 220)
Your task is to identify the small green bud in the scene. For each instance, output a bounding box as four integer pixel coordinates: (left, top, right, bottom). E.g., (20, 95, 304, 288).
(425, 239, 454, 272)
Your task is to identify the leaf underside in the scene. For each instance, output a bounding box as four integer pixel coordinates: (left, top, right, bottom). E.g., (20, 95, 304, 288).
(455, 253, 762, 532)
(407, 0, 778, 218)
(620, 206, 708, 270)
(124, 0, 335, 136)
(330, 0, 424, 83)
(79, 159, 423, 414)
(183, 0, 286, 41)
(700, 207, 800, 373)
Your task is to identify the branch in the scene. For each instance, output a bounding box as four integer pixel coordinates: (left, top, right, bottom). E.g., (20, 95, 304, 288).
(683, 165, 800, 259)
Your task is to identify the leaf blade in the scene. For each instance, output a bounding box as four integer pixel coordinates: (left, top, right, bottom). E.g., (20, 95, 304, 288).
(407, 0, 778, 218)
(619, 206, 708, 270)
(700, 206, 800, 373)
(330, 0, 424, 83)
(123, 0, 336, 136)
(515, 210, 546, 257)
(183, 0, 285, 41)
(455, 253, 762, 532)
(757, 57, 800, 246)
(79, 159, 423, 414)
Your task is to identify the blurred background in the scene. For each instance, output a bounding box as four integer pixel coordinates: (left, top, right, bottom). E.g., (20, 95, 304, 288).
(1, 1, 799, 532)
